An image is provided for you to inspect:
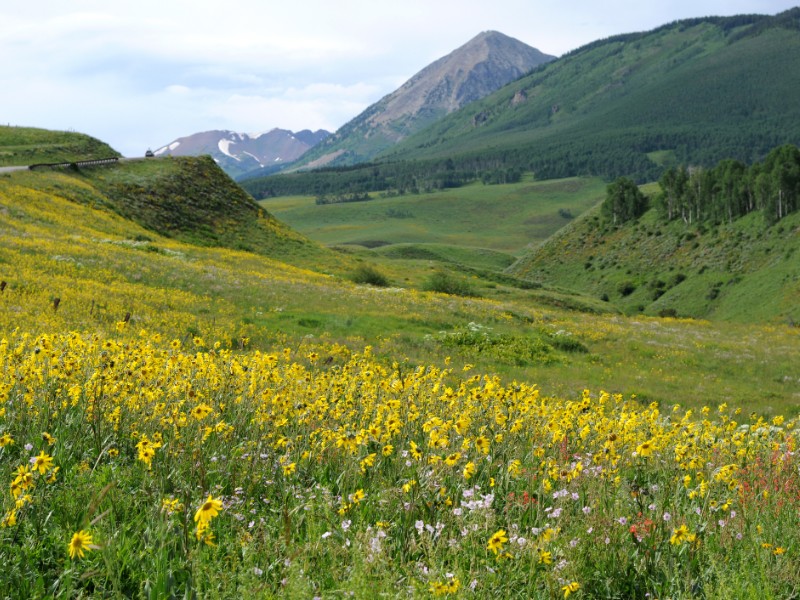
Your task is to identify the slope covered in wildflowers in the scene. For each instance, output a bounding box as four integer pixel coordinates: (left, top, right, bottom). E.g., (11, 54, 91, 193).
(2, 331, 799, 597)
(1, 160, 800, 597)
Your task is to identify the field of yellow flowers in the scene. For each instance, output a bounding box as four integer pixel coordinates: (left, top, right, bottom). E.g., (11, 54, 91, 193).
(2, 330, 800, 597)
(2, 165, 800, 597)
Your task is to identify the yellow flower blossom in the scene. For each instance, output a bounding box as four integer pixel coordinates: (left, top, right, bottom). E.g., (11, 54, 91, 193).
(487, 529, 508, 555)
(68, 530, 94, 559)
(194, 495, 223, 524)
(32, 451, 54, 475)
(670, 524, 697, 546)
(463, 461, 476, 480)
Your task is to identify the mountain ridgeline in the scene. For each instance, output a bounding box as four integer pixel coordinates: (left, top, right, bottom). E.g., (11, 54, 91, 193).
(384, 9, 800, 178)
(154, 129, 330, 179)
(263, 31, 554, 173)
(243, 9, 800, 199)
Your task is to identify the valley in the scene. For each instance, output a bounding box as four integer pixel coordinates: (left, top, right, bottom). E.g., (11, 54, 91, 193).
(2, 139, 799, 598)
(1, 7, 800, 598)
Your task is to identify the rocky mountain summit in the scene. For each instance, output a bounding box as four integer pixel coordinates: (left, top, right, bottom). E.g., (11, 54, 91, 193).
(288, 31, 554, 169)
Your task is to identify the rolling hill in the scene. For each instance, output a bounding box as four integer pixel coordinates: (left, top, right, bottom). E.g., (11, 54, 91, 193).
(1, 128, 798, 412)
(0, 125, 119, 166)
(257, 176, 606, 265)
(0, 135, 339, 272)
(509, 185, 800, 324)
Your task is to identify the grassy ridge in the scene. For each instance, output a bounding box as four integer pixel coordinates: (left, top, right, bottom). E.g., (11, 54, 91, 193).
(0, 126, 119, 166)
(30, 155, 345, 273)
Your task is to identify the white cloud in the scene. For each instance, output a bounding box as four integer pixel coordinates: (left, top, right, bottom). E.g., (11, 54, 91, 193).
(165, 84, 192, 95)
(1, 0, 797, 156)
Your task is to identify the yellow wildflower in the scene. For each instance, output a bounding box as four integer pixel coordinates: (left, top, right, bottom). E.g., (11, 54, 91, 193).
(463, 461, 476, 480)
(32, 451, 54, 475)
(68, 530, 94, 559)
(194, 495, 223, 524)
(487, 529, 508, 555)
(670, 524, 696, 546)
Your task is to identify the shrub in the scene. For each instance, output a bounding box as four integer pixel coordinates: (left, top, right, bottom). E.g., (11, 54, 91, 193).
(350, 265, 389, 287)
(423, 271, 474, 297)
(548, 333, 589, 353)
(670, 273, 687, 287)
(618, 281, 637, 297)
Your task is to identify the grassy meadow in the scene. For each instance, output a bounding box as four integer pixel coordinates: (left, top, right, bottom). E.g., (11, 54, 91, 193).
(258, 176, 605, 263)
(1, 159, 800, 597)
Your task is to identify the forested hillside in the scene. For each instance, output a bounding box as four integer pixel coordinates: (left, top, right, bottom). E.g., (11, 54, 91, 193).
(245, 10, 800, 199)
(384, 10, 800, 181)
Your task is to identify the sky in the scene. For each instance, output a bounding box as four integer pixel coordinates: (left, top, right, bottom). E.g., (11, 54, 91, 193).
(2, 1, 797, 157)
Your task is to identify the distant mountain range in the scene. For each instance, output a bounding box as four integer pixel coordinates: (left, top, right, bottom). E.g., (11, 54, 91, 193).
(270, 31, 554, 173)
(153, 129, 330, 179)
(244, 8, 800, 197)
(157, 31, 552, 181)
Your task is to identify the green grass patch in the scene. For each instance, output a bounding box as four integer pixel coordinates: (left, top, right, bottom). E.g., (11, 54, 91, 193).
(0, 125, 119, 166)
(257, 176, 606, 261)
(512, 201, 800, 325)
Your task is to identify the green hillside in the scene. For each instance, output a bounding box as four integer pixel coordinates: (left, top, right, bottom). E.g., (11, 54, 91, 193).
(382, 10, 800, 181)
(509, 192, 800, 324)
(0, 125, 119, 166)
(8, 155, 341, 272)
(2, 155, 798, 411)
(258, 176, 605, 263)
(3, 134, 800, 598)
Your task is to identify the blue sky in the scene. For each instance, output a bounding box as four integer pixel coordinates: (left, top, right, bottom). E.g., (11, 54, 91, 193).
(1, 0, 797, 156)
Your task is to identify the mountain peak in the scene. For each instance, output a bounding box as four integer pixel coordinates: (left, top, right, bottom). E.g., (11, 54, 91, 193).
(291, 31, 555, 169)
(154, 128, 330, 179)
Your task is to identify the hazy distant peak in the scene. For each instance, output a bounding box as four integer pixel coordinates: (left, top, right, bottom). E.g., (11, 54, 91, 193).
(291, 30, 554, 168)
(154, 128, 330, 178)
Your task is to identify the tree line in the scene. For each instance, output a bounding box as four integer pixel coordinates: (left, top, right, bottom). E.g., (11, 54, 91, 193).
(655, 144, 800, 225)
(241, 159, 476, 200)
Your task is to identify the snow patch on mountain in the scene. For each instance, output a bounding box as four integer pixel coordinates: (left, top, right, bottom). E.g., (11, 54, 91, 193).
(242, 151, 264, 166)
(154, 141, 180, 155)
(218, 139, 240, 160)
